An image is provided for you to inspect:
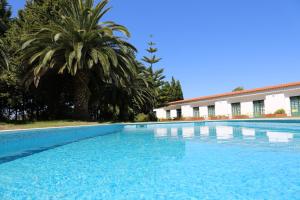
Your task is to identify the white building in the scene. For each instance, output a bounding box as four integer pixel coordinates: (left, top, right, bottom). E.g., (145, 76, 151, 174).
(154, 81, 300, 120)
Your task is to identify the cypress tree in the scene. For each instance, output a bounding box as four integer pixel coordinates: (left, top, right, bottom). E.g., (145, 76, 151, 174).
(175, 80, 184, 100)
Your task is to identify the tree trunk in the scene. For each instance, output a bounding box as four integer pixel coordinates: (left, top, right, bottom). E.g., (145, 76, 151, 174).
(119, 103, 129, 121)
(73, 71, 91, 120)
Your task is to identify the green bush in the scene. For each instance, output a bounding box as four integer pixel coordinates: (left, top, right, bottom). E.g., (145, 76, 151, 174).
(134, 113, 150, 122)
(274, 109, 286, 114)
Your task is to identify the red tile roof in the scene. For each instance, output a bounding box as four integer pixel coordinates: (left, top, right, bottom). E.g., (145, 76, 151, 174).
(168, 81, 300, 105)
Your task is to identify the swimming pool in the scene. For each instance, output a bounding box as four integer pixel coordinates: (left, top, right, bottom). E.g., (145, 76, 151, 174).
(0, 121, 299, 199)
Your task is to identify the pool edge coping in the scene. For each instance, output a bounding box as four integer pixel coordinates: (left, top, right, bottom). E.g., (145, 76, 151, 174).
(1, 117, 300, 133)
(0, 123, 115, 133)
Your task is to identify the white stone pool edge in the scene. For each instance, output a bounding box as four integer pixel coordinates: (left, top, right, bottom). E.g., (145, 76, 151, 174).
(1, 117, 300, 133)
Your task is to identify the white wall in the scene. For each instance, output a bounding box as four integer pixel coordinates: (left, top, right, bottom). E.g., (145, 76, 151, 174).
(265, 94, 286, 114)
(215, 101, 230, 116)
(154, 87, 300, 119)
(199, 106, 208, 118)
(284, 97, 291, 116)
(241, 102, 253, 117)
(154, 108, 167, 119)
(170, 110, 177, 118)
(181, 105, 193, 118)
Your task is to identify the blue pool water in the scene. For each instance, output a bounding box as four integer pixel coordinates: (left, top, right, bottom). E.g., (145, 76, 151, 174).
(0, 122, 300, 199)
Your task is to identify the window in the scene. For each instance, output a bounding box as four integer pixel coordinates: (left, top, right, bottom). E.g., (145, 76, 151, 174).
(193, 107, 200, 117)
(166, 110, 171, 119)
(231, 103, 241, 116)
(176, 109, 182, 118)
(208, 105, 215, 117)
(290, 96, 300, 117)
(253, 100, 264, 117)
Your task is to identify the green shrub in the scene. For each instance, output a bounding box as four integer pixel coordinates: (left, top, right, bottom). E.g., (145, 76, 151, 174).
(274, 109, 286, 114)
(134, 113, 150, 122)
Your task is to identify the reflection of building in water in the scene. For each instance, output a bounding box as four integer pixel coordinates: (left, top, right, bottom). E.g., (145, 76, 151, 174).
(194, 126, 201, 137)
(200, 126, 209, 137)
(149, 130, 186, 160)
(154, 128, 168, 137)
(182, 127, 195, 138)
(242, 128, 256, 139)
(209, 127, 217, 137)
(171, 127, 178, 137)
(267, 132, 293, 143)
(216, 126, 233, 140)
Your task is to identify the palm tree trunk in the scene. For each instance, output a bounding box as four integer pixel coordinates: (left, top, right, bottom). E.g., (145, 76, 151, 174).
(119, 103, 129, 121)
(73, 71, 91, 120)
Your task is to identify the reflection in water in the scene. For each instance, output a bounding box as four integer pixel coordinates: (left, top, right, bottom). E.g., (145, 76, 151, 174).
(182, 127, 195, 138)
(267, 132, 293, 143)
(242, 128, 256, 139)
(171, 128, 178, 138)
(151, 124, 297, 146)
(216, 126, 233, 140)
(200, 126, 209, 137)
(155, 128, 167, 137)
(194, 126, 201, 137)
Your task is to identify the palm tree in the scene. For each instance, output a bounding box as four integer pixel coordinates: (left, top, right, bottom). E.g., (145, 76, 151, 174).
(21, 0, 137, 120)
(96, 62, 156, 121)
(125, 64, 156, 117)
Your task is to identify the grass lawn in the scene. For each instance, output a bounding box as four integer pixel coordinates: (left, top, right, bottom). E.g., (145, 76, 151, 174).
(0, 120, 106, 131)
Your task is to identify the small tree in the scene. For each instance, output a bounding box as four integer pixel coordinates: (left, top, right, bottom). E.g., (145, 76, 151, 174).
(274, 109, 286, 115)
(232, 87, 244, 92)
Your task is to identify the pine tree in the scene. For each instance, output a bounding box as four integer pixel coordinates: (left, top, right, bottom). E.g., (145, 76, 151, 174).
(142, 35, 162, 68)
(141, 36, 184, 107)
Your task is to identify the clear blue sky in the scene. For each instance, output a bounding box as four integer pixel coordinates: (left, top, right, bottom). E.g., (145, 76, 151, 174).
(9, 0, 300, 98)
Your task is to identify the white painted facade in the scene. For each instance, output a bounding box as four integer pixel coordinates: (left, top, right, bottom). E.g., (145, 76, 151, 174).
(181, 105, 193, 118)
(154, 82, 300, 120)
(240, 102, 253, 117)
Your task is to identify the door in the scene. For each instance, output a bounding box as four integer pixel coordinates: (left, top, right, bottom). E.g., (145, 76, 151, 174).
(166, 110, 171, 119)
(231, 103, 241, 116)
(193, 107, 200, 117)
(176, 109, 182, 118)
(253, 100, 264, 117)
(290, 96, 300, 117)
(208, 105, 215, 117)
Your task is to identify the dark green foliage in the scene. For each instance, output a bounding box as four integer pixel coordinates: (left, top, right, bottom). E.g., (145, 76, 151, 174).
(0, 38, 8, 70)
(142, 36, 162, 68)
(0, 0, 184, 122)
(141, 36, 184, 108)
(0, 0, 11, 35)
(134, 113, 150, 122)
(232, 86, 244, 92)
(158, 77, 184, 107)
(274, 109, 286, 114)
(20, 0, 139, 120)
